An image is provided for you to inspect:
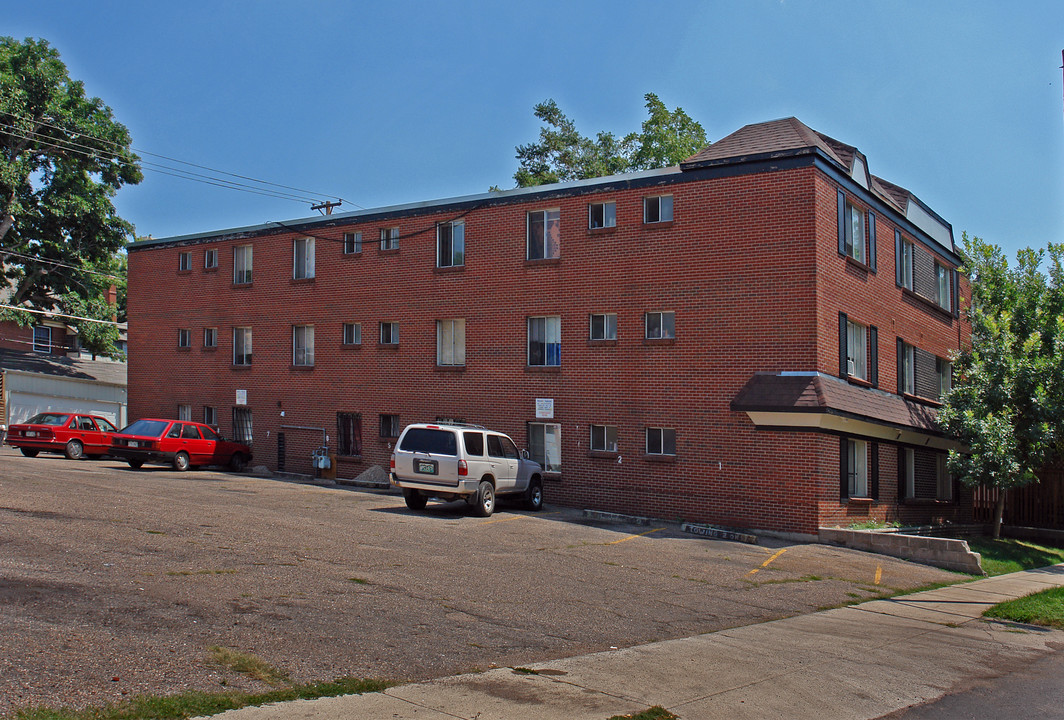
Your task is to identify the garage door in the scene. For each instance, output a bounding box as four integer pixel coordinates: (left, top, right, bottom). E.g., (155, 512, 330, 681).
(7, 391, 122, 427)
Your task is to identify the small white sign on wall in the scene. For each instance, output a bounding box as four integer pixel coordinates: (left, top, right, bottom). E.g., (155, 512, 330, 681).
(535, 398, 554, 419)
(236, 389, 247, 406)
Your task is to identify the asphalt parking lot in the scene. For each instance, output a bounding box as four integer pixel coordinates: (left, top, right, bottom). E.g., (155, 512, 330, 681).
(0, 446, 963, 713)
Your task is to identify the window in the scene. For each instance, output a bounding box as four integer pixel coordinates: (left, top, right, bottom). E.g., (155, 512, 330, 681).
(379, 414, 401, 439)
(204, 328, 218, 348)
(437, 221, 464, 267)
(380, 322, 399, 345)
(842, 200, 865, 263)
(937, 358, 952, 398)
(902, 448, 953, 502)
(205, 248, 218, 269)
(337, 412, 363, 456)
(232, 407, 253, 444)
(936, 263, 952, 311)
(343, 323, 362, 346)
(437, 319, 466, 366)
(233, 327, 252, 366)
(32, 326, 51, 353)
(899, 237, 914, 290)
(343, 232, 362, 254)
(645, 311, 675, 340)
(292, 325, 314, 366)
(646, 427, 676, 456)
(293, 237, 315, 279)
(589, 313, 617, 341)
(234, 245, 253, 284)
(204, 406, 217, 427)
(590, 424, 618, 453)
(527, 209, 560, 260)
(178, 329, 191, 348)
(589, 201, 616, 229)
(899, 340, 915, 395)
(846, 319, 866, 380)
(529, 422, 561, 472)
(380, 227, 399, 251)
(178, 252, 191, 271)
(528, 316, 561, 366)
(463, 431, 484, 456)
(644, 195, 673, 224)
(845, 439, 869, 498)
(178, 404, 191, 421)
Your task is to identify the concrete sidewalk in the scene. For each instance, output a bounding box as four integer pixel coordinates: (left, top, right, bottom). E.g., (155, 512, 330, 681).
(206, 565, 1064, 720)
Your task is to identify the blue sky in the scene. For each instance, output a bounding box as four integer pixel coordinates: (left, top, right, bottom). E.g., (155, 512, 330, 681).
(7, 1, 1063, 257)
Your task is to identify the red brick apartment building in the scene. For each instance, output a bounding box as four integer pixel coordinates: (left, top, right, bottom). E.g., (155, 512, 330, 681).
(126, 117, 970, 538)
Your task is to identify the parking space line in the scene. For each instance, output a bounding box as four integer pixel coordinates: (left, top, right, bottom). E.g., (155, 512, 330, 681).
(481, 511, 561, 525)
(747, 547, 788, 575)
(607, 527, 665, 545)
(875, 564, 882, 585)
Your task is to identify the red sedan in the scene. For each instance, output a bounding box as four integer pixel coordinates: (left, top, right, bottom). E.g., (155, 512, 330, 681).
(110, 418, 252, 471)
(6, 412, 120, 460)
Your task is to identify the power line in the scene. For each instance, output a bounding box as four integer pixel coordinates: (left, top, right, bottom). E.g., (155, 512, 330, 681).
(0, 303, 121, 326)
(0, 247, 124, 281)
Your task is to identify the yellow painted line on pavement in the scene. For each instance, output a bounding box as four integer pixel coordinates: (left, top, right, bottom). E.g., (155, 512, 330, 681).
(481, 511, 560, 525)
(875, 564, 882, 585)
(747, 547, 788, 575)
(608, 527, 665, 545)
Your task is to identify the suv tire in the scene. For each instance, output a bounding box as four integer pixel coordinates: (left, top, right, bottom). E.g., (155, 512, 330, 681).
(525, 478, 544, 511)
(404, 489, 427, 511)
(472, 480, 495, 517)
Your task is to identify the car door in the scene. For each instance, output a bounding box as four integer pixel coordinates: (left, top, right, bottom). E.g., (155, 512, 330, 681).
(486, 434, 519, 492)
(75, 416, 106, 454)
(179, 423, 213, 465)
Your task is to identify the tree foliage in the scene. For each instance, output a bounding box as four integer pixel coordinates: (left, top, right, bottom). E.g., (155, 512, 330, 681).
(938, 234, 1064, 536)
(512, 93, 707, 188)
(0, 36, 140, 356)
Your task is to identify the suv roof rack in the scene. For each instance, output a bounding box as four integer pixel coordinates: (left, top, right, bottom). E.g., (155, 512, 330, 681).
(428, 421, 486, 429)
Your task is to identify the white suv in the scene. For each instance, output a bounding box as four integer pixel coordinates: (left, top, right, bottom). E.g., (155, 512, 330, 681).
(390, 423, 544, 517)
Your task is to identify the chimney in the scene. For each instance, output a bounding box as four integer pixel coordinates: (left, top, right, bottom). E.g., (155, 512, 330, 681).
(107, 284, 118, 322)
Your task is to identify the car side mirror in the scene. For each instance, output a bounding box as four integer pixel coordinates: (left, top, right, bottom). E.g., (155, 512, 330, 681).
(520, 449, 530, 460)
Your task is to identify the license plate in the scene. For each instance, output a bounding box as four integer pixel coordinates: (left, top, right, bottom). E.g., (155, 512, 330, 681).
(25, 431, 36, 437)
(128, 440, 139, 448)
(416, 459, 437, 475)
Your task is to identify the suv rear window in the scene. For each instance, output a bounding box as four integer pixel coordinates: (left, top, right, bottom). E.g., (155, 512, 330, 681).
(399, 428, 459, 456)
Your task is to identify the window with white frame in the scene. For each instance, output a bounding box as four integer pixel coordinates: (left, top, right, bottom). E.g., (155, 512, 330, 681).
(204, 328, 218, 348)
(842, 200, 865, 263)
(437, 221, 464, 267)
(589, 313, 617, 341)
(527, 209, 560, 260)
(590, 424, 618, 453)
(528, 315, 561, 366)
(899, 340, 915, 394)
(233, 327, 252, 366)
(936, 263, 952, 311)
(380, 227, 399, 250)
(380, 321, 399, 345)
(589, 201, 616, 229)
(343, 232, 362, 254)
(646, 427, 676, 456)
(234, 245, 252, 284)
(437, 319, 466, 366)
(178, 329, 191, 348)
(292, 325, 314, 366)
(644, 195, 673, 224)
(178, 404, 191, 421)
(845, 438, 869, 498)
(293, 237, 315, 279)
(178, 252, 191, 271)
(32, 326, 51, 353)
(529, 422, 561, 472)
(645, 311, 675, 340)
(900, 239, 914, 290)
(379, 413, 401, 438)
(204, 406, 217, 427)
(343, 323, 362, 346)
(937, 358, 952, 398)
(846, 320, 867, 380)
(205, 248, 218, 269)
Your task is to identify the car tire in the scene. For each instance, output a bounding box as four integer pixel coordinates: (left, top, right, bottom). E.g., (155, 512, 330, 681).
(229, 453, 248, 472)
(65, 439, 84, 460)
(525, 478, 544, 511)
(127, 459, 144, 469)
(403, 489, 427, 510)
(19, 448, 39, 458)
(173, 451, 190, 472)
(473, 480, 495, 517)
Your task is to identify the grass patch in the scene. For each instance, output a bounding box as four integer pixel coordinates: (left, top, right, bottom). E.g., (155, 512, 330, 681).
(984, 586, 1064, 628)
(846, 519, 901, 530)
(967, 538, 1064, 576)
(608, 707, 677, 720)
(208, 646, 290, 686)
(6, 677, 394, 720)
(347, 577, 371, 585)
(511, 667, 538, 675)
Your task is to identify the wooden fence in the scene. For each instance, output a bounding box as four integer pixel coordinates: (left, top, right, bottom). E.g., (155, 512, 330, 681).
(973, 465, 1064, 529)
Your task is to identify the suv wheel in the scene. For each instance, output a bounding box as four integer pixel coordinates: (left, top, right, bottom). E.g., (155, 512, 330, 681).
(525, 478, 544, 511)
(403, 489, 427, 511)
(472, 480, 495, 517)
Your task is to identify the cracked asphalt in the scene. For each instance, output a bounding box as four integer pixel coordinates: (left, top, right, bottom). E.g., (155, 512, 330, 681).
(0, 445, 962, 713)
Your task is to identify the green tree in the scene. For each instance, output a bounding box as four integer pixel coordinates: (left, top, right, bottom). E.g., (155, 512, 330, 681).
(512, 93, 707, 188)
(938, 234, 1064, 537)
(0, 36, 141, 356)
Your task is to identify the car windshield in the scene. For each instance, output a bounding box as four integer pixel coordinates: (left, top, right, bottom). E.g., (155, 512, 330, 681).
(399, 428, 458, 456)
(118, 419, 170, 438)
(25, 413, 70, 426)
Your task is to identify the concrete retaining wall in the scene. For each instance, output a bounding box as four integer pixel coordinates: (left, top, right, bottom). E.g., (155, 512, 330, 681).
(819, 527, 984, 575)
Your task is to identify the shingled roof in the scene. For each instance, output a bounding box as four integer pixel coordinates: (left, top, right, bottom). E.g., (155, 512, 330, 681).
(0, 348, 126, 386)
(681, 117, 859, 172)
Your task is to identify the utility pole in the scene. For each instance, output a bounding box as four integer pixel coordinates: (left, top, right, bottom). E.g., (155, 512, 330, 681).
(311, 200, 342, 216)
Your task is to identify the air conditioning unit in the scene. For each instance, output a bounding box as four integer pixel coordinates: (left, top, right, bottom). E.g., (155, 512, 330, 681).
(847, 359, 856, 376)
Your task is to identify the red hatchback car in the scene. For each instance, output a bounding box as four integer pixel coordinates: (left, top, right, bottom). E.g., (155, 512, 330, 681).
(6, 412, 120, 460)
(110, 418, 252, 471)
